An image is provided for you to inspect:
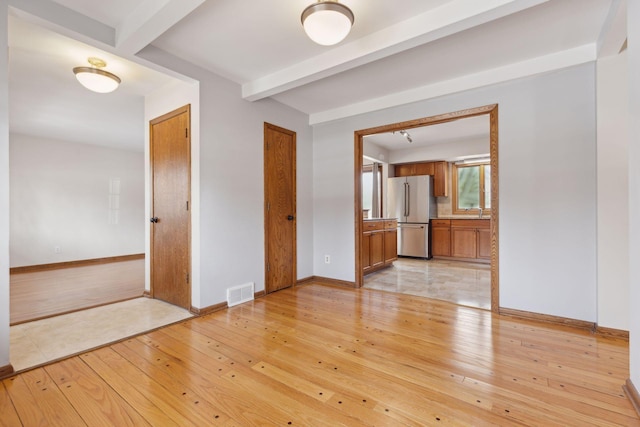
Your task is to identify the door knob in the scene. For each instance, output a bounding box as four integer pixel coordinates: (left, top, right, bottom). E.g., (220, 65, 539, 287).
(150, 217, 159, 223)
(287, 215, 295, 221)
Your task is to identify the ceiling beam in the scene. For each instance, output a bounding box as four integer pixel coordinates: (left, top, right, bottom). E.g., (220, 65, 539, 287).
(8, 0, 114, 47)
(597, 0, 627, 58)
(242, 0, 549, 102)
(309, 44, 596, 125)
(115, 0, 205, 55)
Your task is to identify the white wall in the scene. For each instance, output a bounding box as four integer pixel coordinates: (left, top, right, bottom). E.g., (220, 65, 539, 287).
(144, 79, 201, 306)
(0, 0, 10, 368)
(627, 0, 640, 389)
(313, 64, 598, 322)
(139, 47, 313, 309)
(9, 134, 144, 267)
(596, 52, 629, 331)
(389, 137, 489, 164)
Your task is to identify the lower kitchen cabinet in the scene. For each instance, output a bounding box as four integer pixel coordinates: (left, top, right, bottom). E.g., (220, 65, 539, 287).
(432, 219, 490, 262)
(477, 228, 491, 260)
(451, 227, 477, 258)
(431, 219, 451, 256)
(363, 219, 398, 274)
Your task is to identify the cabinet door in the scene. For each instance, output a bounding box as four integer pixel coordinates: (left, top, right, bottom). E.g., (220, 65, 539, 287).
(431, 227, 451, 257)
(477, 228, 491, 260)
(370, 231, 385, 268)
(362, 232, 371, 272)
(433, 161, 449, 197)
(384, 229, 398, 263)
(414, 162, 434, 176)
(451, 228, 477, 258)
(394, 164, 414, 177)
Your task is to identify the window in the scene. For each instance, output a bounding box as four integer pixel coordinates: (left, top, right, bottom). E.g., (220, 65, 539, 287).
(452, 162, 491, 215)
(362, 164, 382, 218)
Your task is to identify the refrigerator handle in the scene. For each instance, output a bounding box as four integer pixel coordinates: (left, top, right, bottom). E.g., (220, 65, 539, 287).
(405, 182, 410, 217)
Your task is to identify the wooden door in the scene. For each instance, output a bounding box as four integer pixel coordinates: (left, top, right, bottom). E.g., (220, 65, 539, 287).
(264, 123, 296, 293)
(150, 105, 191, 309)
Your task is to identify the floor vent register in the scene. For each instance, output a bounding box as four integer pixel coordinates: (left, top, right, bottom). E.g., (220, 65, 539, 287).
(227, 282, 254, 307)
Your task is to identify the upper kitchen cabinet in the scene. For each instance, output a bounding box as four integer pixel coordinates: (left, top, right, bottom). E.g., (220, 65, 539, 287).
(393, 161, 448, 197)
(433, 161, 448, 197)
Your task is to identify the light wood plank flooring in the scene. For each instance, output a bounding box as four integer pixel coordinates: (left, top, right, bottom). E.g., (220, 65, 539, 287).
(2, 284, 638, 426)
(10, 260, 144, 325)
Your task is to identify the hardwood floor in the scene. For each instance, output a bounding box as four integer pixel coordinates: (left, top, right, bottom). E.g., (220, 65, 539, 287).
(2, 283, 638, 426)
(10, 259, 144, 325)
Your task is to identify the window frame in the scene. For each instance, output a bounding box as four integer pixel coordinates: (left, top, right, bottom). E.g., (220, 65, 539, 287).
(451, 161, 491, 215)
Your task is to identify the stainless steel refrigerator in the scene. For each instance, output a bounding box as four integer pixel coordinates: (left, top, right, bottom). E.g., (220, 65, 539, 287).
(387, 175, 436, 258)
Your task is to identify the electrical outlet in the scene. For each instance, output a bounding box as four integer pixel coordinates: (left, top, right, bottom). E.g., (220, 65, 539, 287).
(324, 255, 330, 264)
(54, 246, 62, 254)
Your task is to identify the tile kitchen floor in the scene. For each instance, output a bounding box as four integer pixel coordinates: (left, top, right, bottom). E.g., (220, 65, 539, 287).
(364, 258, 491, 310)
(9, 297, 193, 372)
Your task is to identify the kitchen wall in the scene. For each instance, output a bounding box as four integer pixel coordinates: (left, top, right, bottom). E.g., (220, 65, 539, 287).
(596, 51, 629, 331)
(313, 64, 598, 323)
(140, 46, 313, 310)
(9, 134, 145, 267)
(388, 136, 489, 164)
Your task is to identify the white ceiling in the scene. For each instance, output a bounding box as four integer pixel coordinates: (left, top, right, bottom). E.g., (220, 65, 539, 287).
(6, 0, 621, 150)
(8, 15, 177, 151)
(364, 115, 489, 151)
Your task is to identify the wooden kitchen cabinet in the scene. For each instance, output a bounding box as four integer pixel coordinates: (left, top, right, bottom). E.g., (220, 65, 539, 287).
(433, 161, 448, 197)
(477, 228, 491, 260)
(384, 227, 398, 263)
(370, 231, 384, 269)
(362, 231, 371, 272)
(431, 219, 451, 257)
(363, 219, 398, 274)
(433, 219, 490, 263)
(393, 161, 448, 197)
(450, 219, 490, 261)
(451, 227, 477, 258)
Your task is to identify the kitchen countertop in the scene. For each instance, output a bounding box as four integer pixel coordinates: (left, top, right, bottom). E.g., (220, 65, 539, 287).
(364, 218, 398, 221)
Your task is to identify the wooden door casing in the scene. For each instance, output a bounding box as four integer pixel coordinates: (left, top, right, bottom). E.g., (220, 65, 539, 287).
(264, 123, 297, 294)
(150, 105, 191, 310)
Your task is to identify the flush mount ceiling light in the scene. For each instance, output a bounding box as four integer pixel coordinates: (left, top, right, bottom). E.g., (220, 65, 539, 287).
(301, 0, 354, 46)
(73, 57, 121, 93)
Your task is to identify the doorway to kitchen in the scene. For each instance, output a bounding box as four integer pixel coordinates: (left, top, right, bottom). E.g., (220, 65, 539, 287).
(354, 105, 499, 312)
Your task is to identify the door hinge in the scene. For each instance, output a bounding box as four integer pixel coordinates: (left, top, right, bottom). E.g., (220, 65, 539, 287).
(186, 273, 190, 284)
(185, 128, 188, 138)
(267, 263, 270, 272)
(186, 201, 189, 211)
(267, 202, 270, 212)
